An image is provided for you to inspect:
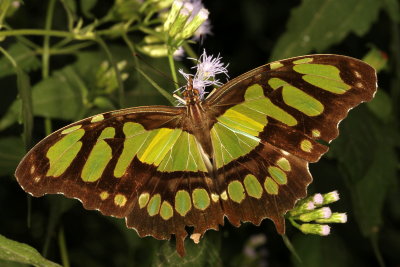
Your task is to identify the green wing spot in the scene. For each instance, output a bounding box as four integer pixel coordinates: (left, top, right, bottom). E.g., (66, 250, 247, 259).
(114, 194, 127, 207)
(61, 125, 82, 135)
(300, 139, 313, 152)
(227, 180, 245, 203)
(175, 190, 192, 216)
(100, 191, 109, 200)
(269, 77, 323, 116)
(257, 98, 297, 126)
(294, 64, 351, 94)
(147, 194, 161, 216)
(138, 193, 150, 209)
(268, 166, 287, 185)
(192, 188, 210, 210)
(46, 129, 85, 177)
(276, 158, 291, 172)
(90, 114, 104, 123)
(218, 108, 265, 136)
(270, 61, 284, 70)
(81, 127, 115, 182)
(268, 77, 287, 90)
(244, 84, 264, 100)
(264, 177, 279, 195)
(211, 123, 259, 169)
(282, 85, 324, 116)
(160, 201, 173, 220)
(244, 174, 263, 199)
(293, 57, 313, 64)
(114, 122, 151, 178)
(139, 128, 182, 165)
(158, 132, 207, 172)
(312, 129, 321, 138)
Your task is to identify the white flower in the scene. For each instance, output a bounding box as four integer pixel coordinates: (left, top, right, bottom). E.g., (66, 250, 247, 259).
(192, 19, 212, 42)
(173, 46, 185, 60)
(179, 49, 229, 98)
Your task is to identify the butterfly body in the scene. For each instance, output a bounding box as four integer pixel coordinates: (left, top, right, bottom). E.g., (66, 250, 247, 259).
(15, 54, 377, 256)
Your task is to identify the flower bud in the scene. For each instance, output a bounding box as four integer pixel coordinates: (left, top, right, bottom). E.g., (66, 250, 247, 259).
(163, 0, 183, 32)
(168, 2, 192, 37)
(141, 44, 168, 57)
(323, 191, 340, 205)
(298, 207, 332, 222)
(313, 193, 323, 205)
(179, 8, 209, 39)
(316, 213, 347, 224)
(289, 200, 315, 217)
(300, 223, 330, 236)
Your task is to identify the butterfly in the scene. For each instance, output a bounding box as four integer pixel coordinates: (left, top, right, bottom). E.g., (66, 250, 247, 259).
(15, 54, 377, 256)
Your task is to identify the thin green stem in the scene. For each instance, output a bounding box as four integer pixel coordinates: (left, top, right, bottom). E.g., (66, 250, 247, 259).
(58, 226, 70, 267)
(0, 46, 17, 67)
(0, 29, 75, 39)
(42, 0, 56, 146)
(3, 24, 41, 50)
(42, 0, 56, 79)
(371, 234, 386, 267)
(122, 32, 139, 70)
(288, 217, 301, 229)
(136, 67, 176, 105)
(281, 234, 302, 264)
(47, 42, 95, 55)
(168, 52, 179, 90)
(96, 36, 125, 108)
(183, 42, 197, 59)
(45, 117, 53, 135)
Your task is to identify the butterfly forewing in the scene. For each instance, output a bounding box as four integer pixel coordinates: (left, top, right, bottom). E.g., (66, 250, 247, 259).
(15, 54, 377, 257)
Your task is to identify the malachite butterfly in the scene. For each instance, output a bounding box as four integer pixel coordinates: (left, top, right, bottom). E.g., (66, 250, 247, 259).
(15, 54, 377, 256)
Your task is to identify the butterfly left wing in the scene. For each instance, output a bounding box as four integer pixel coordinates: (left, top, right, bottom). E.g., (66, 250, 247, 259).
(15, 105, 226, 257)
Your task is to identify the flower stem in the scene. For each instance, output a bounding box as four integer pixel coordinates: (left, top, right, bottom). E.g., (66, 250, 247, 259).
(168, 52, 179, 90)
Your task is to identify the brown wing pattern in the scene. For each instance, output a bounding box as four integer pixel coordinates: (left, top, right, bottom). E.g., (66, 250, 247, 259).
(15, 54, 377, 257)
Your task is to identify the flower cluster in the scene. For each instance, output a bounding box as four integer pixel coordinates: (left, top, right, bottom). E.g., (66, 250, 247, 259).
(178, 50, 229, 100)
(287, 191, 347, 236)
(141, 0, 211, 58)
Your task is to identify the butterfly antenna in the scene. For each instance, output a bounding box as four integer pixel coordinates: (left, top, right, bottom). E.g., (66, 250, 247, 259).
(133, 53, 182, 88)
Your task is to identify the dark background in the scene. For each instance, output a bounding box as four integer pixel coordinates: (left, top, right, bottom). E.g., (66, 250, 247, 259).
(0, 0, 399, 266)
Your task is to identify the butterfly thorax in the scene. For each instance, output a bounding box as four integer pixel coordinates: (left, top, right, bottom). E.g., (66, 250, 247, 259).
(182, 80, 215, 165)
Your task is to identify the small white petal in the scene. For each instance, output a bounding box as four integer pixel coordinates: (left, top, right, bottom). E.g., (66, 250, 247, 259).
(321, 225, 331, 236)
(313, 193, 323, 205)
(321, 207, 332, 219)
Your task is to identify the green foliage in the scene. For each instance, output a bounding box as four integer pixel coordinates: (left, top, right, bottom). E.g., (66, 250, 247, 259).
(0, 234, 61, 267)
(0, 0, 399, 266)
(271, 0, 383, 60)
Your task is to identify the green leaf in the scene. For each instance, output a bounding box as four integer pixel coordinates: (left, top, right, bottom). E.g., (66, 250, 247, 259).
(31, 66, 87, 119)
(0, 137, 25, 176)
(382, 0, 400, 22)
(0, 234, 61, 267)
(0, 51, 116, 129)
(80, 0, 97, 18)
(270, 0, 383, 60)
(291, 235, 358, 267)
(0, 43, 40, 78)
(152, 233, 222, 267)
(366, 90, 392, 121)
(329, 107, 398, 237)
